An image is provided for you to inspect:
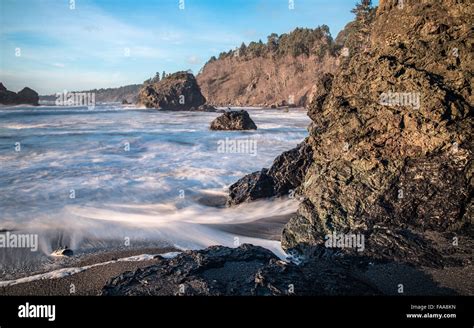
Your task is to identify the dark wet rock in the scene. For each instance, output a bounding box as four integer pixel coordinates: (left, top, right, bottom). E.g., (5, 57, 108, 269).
(227, 142, 313, 205)
(280, 0, 474, 269)
(0, 83, 39, 106)
(101, 244, 380, 296)
(16, 87, 39, 106)
(122, 99, 130, 105)
(228, 169, 275, 205)
(210, 110, 257, 130)
(267, 141, 313, 196)
(138, 71, 206, 110)
(51, 246, 74, 257)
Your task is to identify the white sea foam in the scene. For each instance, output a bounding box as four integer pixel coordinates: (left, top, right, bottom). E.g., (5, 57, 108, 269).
(0, 105, 310, 273)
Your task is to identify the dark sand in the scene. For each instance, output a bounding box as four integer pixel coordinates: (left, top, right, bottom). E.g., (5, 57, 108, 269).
(0, 247, 177, 296)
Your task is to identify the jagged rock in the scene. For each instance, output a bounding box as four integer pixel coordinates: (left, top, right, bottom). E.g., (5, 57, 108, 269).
(122, 99, 130, 105)
(307, 73, 333, 121)
(138, 71, 206, 110)
(267, 141, 313, 196)
(228, 169, 275, 205)
(101, 244, 380, 296)
(210, 110, 257, 130)
(227, 142, 313, 205)
(280, 0, 473, 268)
(0, 83, 39, 106)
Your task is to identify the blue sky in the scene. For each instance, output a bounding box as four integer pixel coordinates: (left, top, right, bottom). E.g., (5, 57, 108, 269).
(0, 0, 376, 94)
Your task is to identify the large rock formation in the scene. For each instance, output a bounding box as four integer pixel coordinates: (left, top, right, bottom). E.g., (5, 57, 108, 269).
(210, 110, 257, 130)
(228, 141, 313, 205)
(138, 72, 206, 110)
(197, 26, 338, 107)
(281, 0, 473, 267)
(0, 83, 39, 106)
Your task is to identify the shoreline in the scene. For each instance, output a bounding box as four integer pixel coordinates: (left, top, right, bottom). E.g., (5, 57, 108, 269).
(0, 213, 295, 296)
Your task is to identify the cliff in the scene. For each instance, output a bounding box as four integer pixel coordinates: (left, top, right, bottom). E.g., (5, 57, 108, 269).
(197, 26, 339, 107)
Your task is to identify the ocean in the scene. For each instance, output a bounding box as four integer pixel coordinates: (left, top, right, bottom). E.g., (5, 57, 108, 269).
(0, 105, 310, 276)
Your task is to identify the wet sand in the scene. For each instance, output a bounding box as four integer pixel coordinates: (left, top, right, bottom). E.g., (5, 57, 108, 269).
(0, 247, 177, 296)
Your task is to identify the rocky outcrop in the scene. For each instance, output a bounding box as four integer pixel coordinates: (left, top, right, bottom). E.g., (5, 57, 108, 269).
(281, 0, 473, 267)
(0, 83, 39, 106)
(138, 72, 206, 110)
(228, 142, 313, 205)
(210, 110, 257, 130)
(101, 244, 380, 296)
(227, 169, 275, 205)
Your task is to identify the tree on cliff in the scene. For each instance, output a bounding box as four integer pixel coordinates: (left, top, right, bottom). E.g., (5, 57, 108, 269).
(144, 72, 161, 84)
(346, 0, 376, 54)
(238, 42, 247, 57)
(267, 33, 279, 52)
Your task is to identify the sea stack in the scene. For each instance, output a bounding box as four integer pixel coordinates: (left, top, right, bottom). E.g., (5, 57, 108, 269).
(138, 71, 206, 110)
(0, 83, 39, 106)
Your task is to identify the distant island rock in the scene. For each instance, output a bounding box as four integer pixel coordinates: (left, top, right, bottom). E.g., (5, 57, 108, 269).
(138, 71, 206, 110)
(0, 83, 39, 106)
(210, 110, 257, 130)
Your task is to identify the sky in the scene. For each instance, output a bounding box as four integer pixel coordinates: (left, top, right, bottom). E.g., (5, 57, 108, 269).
(0, 0, 377, 95)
